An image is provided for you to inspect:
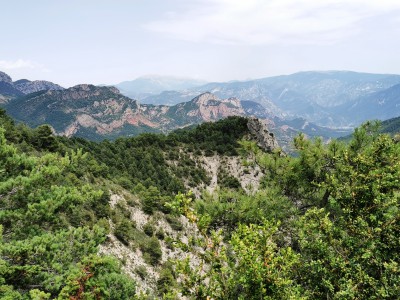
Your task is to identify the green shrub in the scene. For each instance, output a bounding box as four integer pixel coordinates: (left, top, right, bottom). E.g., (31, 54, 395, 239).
(156, 228, 165, 240)
(166, 215, 183, 231)
(165, 237, 175, 250)
(143, 222, 155, 237)
(135, 265, 148, 280)
(141, 237, 162, 266)
(157, 266, 176, 296)
(114, 219, 135, 245)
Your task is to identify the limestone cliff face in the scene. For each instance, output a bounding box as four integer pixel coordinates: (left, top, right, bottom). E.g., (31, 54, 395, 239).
(247, 117, 281, 153)
(188, 92, 245, 121)
(163, 92, 247, 128)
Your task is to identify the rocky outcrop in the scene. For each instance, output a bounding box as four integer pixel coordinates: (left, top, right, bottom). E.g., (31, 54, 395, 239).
(189, 92, 245, 121)
(0, 71, 23, 100)
(247, 117, 281, 153)
(0, 71, 63, 100)
(165, 92, 247, 128)
(5, 83, 158, 137)
(14, 79, 64, 94)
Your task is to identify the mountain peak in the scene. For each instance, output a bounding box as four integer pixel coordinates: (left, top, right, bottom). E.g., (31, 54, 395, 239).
(71, 84, 97, 91)
(14, 79, 31, 84)
(70, 84, 121, 95)
(191, 92, 219, 104)
(107, 86, 121, 94)
(0, 71, 64, 100)
(14, 80, 64, 94)
(0, 71, 12, 84)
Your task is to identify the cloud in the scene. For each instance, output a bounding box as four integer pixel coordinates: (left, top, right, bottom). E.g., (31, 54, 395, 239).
(0, 59, 49, 71)
(145, 0, 400, 45)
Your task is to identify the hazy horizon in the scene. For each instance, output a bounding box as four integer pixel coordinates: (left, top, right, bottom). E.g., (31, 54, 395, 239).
(2, 0, 400, 87)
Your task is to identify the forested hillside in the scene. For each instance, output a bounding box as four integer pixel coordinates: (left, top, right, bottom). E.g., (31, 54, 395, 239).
(381, 115, 400, 137)
(0, 109, 399, 299)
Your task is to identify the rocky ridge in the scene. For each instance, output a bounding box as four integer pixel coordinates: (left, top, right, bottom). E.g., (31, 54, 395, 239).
(0, 71, 63, 102)
(0, 71, 12, 84)
(247, 118, 281, 153)
(2, 82, 352, 153)
(5, 86, 250, 139)
(137, 71, 400, 127)
(13, 79, 64, 94)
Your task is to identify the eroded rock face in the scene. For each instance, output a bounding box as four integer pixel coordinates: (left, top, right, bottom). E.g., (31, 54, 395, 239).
(192, 93, 245, 121)
(172, 92, 246, 124)
(247, 117, 281, 153)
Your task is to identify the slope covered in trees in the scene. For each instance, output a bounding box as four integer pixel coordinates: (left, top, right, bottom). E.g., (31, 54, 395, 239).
(171, 124, 400, 299)
(381, 115, 400, 136)
(0, 108, 399, 299)
(0, 111, 135, 299)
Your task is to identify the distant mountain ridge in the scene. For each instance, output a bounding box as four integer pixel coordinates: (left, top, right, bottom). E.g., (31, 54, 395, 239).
(2, 82, 349, 151)
(134, 71, 400, 127)
(337, 83, 400, 126)
(381, 115, 400, 135)
(0, 71, 63, 103)
(4, 86, 249, 139)
(2, 69, 399, 147)
(115, 75, 207, 101)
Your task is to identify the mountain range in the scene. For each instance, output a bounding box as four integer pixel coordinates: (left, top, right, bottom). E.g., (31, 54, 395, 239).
(133, 71, 400, 127)
(115, 75, 207, 102)
(2, 70, 400, 148)
(0, 71, 63, 103)
(2, 82, 350, 152)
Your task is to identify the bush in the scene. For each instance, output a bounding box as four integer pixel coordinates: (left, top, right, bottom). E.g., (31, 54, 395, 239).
(114, 219, 135, 245)
(166, 215, 183, 231)
(141, 237, 162, 266)
(157, 267, 175, 296)
(165, 237, 175, 250)
(156, 228, 165, 240)
(143, 222, 155, 237)
(135, 265, 148, 280)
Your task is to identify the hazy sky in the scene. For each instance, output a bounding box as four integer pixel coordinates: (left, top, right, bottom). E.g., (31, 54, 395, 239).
(1, 0, 400, 87)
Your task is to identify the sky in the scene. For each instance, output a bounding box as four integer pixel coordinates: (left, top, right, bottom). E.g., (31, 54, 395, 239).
(1, 0, 400, 87)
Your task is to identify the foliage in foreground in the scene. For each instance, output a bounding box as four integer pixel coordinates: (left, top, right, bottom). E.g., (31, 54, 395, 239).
(170, 122, 400, 299)
(1, 107, 399, 299)
(0, 126, 135, 299)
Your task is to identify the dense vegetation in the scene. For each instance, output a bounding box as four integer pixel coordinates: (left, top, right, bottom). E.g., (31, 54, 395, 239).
(0, 108, 399, 299)
(381, 116, 400, 141)
(59, 116, 249, 195)
(170, 123, 400, 299)
(0, 111, 135, 299)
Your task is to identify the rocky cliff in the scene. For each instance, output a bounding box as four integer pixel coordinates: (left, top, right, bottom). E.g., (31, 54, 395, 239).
(247, 118, 280, 152)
